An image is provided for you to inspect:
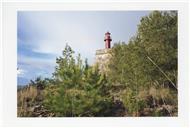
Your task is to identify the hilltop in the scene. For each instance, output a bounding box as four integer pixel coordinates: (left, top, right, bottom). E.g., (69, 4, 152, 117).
(17, 11, 178, 117)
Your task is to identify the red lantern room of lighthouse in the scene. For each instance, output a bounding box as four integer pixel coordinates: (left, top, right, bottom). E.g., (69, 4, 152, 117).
(104, 32, 112, 49)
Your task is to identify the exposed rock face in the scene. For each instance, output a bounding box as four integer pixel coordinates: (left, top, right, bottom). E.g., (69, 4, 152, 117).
(95, 48, 112, 73)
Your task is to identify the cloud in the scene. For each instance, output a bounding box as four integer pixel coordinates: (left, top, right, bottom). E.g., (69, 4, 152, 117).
(18, 12, 106, 65)
(17, 68, 26, 76)
(17, 11, 151, 85)
(18, 54, 55, 68)
(17, 53, 56, 81)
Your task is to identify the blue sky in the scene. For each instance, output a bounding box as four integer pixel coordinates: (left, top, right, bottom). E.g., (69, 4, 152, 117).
(17, 11, 150, 85)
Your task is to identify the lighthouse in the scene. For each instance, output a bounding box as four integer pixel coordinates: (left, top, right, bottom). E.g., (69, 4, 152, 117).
(95, 31, 112, 74)
(104, 31, 112, 49)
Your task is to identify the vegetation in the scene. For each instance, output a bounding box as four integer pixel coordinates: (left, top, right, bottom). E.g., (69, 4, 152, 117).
(17, 11, 178, 117)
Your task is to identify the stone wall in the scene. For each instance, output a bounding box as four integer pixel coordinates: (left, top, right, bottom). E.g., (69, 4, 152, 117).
(95, 48, 112, 73)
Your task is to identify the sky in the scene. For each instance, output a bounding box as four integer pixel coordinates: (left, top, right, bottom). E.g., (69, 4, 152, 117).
(17, 11, 150, 85)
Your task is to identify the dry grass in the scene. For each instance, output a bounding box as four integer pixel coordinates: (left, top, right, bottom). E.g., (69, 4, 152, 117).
(17, 86, 38, 116)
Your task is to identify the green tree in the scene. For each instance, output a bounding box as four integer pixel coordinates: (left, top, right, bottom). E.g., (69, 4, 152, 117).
(108, 11, 178, 116)
(137, 11, 177, 89)
(44, 44, 113, 116)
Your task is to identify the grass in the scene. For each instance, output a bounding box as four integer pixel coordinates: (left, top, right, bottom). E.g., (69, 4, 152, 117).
(17, 85, 38, 117)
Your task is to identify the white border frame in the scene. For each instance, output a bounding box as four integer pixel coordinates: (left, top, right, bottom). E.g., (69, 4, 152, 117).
(2, 2, 189, 128)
